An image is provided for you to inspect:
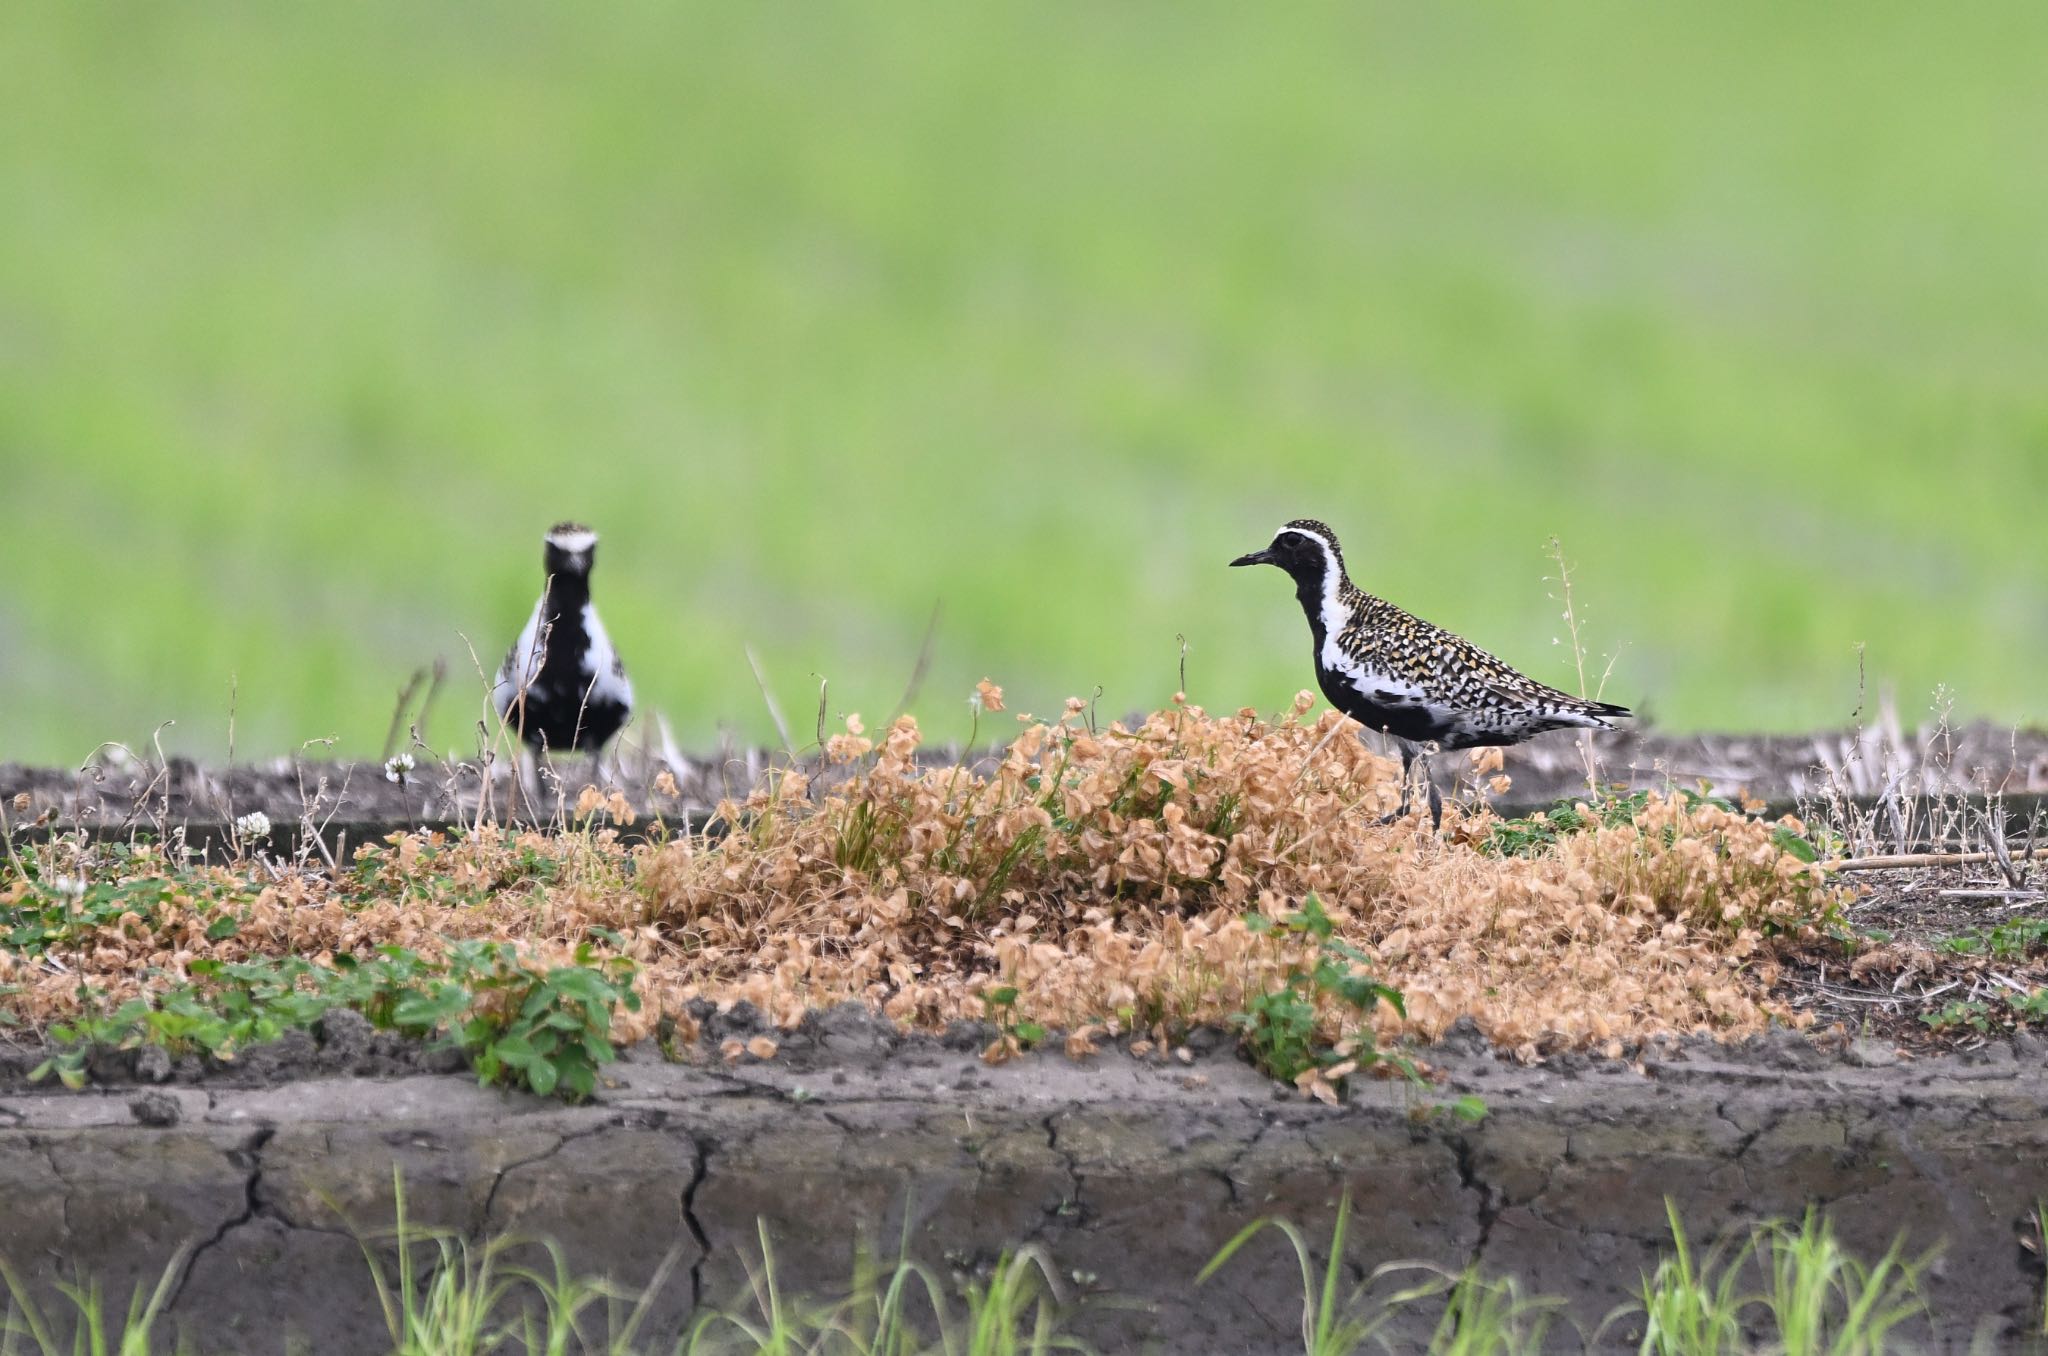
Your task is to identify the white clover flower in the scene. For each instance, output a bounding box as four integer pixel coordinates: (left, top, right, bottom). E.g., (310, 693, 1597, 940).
(50, 876, 87, 900)
(384, 752, 417, 783)
(234, 811, 272, 841)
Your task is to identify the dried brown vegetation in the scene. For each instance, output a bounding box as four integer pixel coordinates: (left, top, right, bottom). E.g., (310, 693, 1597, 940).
(1, 696, 1842, 1066)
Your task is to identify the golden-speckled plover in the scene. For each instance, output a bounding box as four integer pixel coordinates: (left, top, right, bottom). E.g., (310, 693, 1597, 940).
(1232, 518, 1630, 822)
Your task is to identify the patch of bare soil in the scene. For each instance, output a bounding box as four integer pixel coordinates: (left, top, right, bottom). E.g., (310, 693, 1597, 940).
(1778, 861, 2048, 1051)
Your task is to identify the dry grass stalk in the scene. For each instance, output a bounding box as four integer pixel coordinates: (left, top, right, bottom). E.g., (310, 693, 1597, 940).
(1823, 848, 2048, 873)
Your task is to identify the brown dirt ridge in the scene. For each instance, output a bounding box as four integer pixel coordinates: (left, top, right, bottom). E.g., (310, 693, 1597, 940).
(4, 699, 1848, 1068)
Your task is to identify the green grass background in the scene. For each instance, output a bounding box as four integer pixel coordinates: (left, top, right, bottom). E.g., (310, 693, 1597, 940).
(2, 3, 2044, 764)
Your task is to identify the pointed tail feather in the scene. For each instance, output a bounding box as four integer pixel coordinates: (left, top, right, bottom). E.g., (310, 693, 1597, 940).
(1569, 699, 1632, 730)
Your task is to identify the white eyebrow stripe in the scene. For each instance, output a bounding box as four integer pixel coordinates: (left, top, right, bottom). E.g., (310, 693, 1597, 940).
(1276, 525, 1334, 556)
(546, 528, 598, 552)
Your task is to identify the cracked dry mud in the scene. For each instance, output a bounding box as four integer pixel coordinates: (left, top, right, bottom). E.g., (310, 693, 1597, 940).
(5, 1012, 2048, 1353)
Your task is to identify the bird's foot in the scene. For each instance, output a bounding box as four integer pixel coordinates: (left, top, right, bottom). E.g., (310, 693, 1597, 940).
(1378, 786, 1446, 830)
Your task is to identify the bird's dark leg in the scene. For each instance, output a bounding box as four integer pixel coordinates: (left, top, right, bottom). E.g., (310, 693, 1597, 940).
(1379, 743, 1445, 830)
(1380, 743, 1418, 824)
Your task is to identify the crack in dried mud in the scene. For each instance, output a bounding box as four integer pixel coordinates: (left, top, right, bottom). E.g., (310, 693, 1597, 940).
(165, 1126, 273, 1314)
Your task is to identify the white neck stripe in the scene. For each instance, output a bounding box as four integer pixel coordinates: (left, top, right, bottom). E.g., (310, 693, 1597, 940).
(1271, 527, 1353, 666)
(1314, 551, 1348, 648)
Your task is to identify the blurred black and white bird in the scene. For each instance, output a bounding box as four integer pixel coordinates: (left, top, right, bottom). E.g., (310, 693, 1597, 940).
(1232, 518, 1630, 823)
(493, 522, 633, 756)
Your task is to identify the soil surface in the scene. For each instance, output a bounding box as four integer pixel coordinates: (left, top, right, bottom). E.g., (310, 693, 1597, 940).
(3, 1016, 2047, 1354)
(1780, 860, 2048, 1051)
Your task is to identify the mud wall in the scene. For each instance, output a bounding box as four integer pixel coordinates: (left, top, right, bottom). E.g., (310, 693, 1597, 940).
(3, 1019, 2046, 1353)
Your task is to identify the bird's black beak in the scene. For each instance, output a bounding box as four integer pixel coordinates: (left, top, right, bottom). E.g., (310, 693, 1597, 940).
(1230, 548, 1274, 568)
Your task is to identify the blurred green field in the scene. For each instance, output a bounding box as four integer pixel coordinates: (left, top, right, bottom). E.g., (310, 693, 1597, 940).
(2, 3, 2044, 765)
